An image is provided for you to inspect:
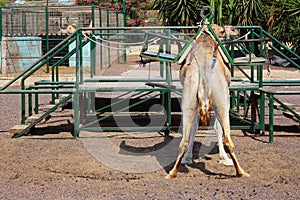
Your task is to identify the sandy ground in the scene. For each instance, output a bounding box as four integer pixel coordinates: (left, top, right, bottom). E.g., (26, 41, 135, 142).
(0, 57, 299, 199)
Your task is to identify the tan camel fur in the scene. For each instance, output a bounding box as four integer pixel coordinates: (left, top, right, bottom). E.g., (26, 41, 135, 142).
(166, 24, 250, 179)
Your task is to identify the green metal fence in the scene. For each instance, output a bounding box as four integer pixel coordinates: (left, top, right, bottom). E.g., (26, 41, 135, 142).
(0, 21, 299, 142)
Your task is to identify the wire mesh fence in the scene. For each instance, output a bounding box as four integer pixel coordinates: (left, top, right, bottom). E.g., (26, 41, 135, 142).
(0, 6, 124, 74)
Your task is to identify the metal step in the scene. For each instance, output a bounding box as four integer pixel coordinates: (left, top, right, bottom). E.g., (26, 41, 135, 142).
(40, 105, 56, 112)
(273, 102, 295, 110)
(11, 94, 73, 138)
(10, 125, 30, 134)
(283, 111, 300, 122)
(25, 114, 51, 125)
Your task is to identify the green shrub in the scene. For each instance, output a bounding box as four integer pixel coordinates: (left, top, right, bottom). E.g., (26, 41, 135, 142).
(0, 0, 6, 6)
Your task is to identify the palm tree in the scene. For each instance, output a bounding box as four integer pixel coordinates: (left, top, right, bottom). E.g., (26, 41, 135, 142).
(232, 0, 267, 26)
(153, 0, 234, 26)
(227, 0, 234, 24)
(153, 0, 202, 26)
(152, 0, 299, 54)
(268, 0, 300, 54)
(209, 0, 223, 25)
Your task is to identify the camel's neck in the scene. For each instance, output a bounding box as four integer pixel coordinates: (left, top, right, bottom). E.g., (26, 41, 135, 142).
(195, 34, 216, 60)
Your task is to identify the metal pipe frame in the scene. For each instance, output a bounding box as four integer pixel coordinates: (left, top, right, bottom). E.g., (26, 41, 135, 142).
(0, 21, 299, 140)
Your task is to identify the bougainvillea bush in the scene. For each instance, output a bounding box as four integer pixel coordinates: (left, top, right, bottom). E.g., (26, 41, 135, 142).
(75, 0, 152, 26)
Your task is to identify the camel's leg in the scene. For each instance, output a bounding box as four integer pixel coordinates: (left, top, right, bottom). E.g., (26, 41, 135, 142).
(216, 112, 250, 177)
(214, 119, 233, 166)
(166, 74, 198, 179)
(166, 106, 197, 179)
(181, 117, 198, 164)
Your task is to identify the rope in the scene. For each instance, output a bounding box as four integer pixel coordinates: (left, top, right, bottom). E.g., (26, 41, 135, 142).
(83, 32, 128, 50)
(83, 32, 162, 51)
(228, 31, 251, 43)
(94, 34, 160, 46)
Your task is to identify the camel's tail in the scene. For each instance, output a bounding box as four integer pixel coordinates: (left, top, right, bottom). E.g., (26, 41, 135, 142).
(198, 99, 212, 126)
(197, 78, 212, 126)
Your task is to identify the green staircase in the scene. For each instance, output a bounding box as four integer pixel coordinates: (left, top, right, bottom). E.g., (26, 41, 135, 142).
(0, 31, 89, 138)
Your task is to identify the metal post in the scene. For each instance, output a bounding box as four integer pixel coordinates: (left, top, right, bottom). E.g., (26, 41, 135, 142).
(243, 91, 247, 117)
(45, 6, 49, 73)
(74, 31, 81, 138)
(166, 90, 172, 136)
(122, 0, 127, 62)
(159, 37, 164, 78)
(165, 29, 171, 86)
(35, 93, 39, 114)
(91, 5, 96, 76)
(116, 11, 120, 63)
(230, 43, 235, 77)
(269, 94, 274, 143)
(80, 32, 83, 84)
(260, 91, 265, 135)
(165, 29, 172, 135)
(230, 91, 236, 109)
(236, 91, 240, 113)
(250, 91, 258, 132)
(55, 59, 59, 100)
(122, 0, 126, 27)
(107, 9, 111, 66)
(99, 7, 103, 70)
(21, 84, 26, 124)
(28, 92, 32, 117)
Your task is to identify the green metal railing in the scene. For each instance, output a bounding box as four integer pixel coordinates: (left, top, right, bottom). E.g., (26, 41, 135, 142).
(225, 26, 300, 142)
(72, 26, 199, 137)
(261, 30, 300, 70)
(0, 32, 89, 125)
(0, 18, 299, 141)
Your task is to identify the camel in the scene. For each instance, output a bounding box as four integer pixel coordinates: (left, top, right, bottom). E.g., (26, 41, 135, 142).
(166, 24, 250, 179)
(57, 21, 93, 35)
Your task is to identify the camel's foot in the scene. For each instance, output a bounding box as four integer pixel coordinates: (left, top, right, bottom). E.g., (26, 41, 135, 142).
(181, 157, 193, 165)
(165, 171, 178, 179)
(237, 171, 250, 178)
(219, 159, 234, 166)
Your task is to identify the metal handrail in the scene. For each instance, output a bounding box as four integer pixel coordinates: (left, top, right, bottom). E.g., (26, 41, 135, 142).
(254, 30, 300, 69)
(262, 30, 300, 62)
(0, 32, 77, 91)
